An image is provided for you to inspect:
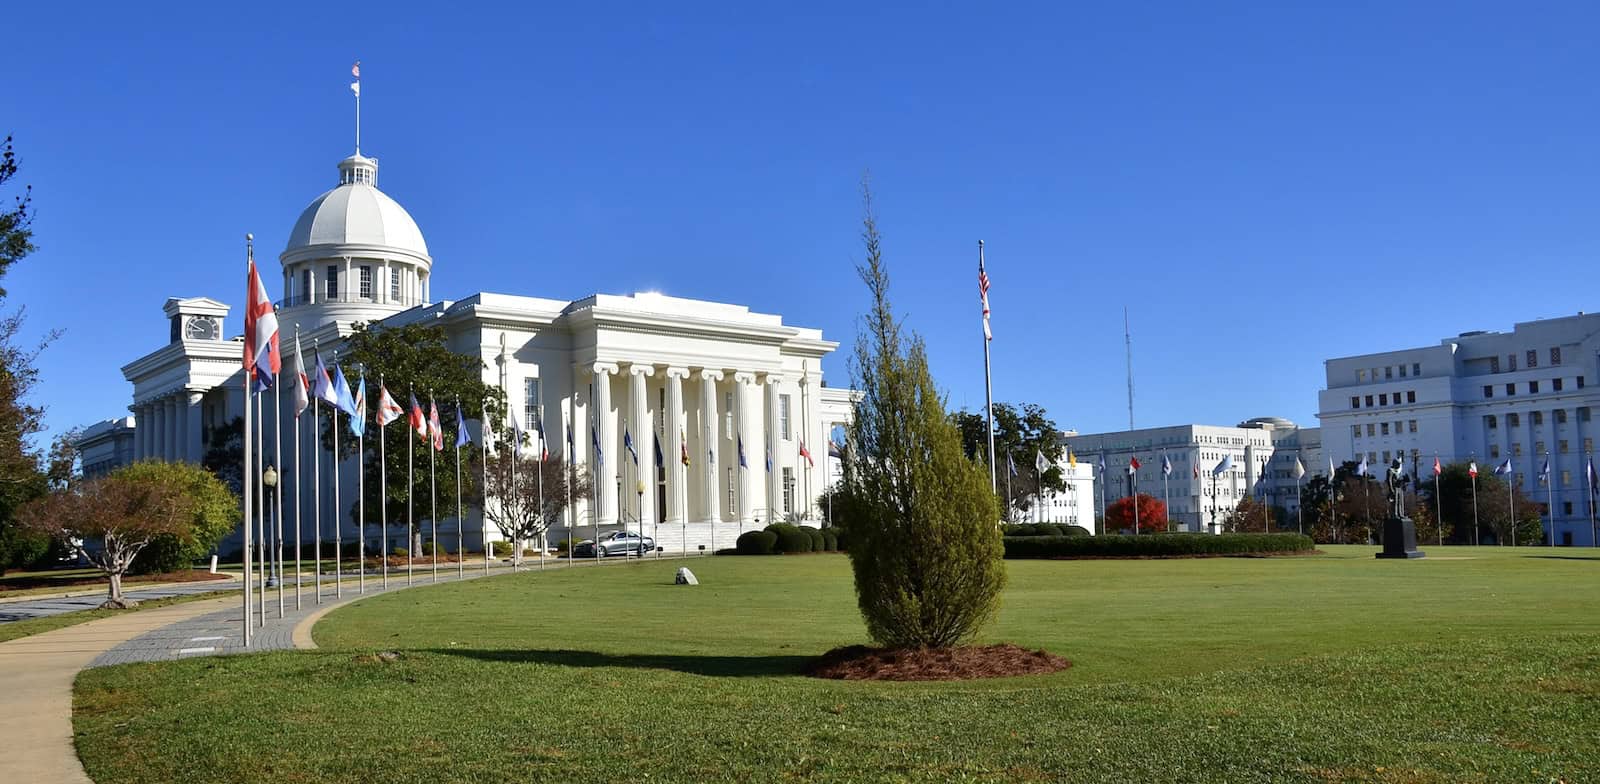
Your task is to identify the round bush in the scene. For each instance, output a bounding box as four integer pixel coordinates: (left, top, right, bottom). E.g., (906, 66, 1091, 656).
(1034, 523, 1065, 537)
(801, 526, 825, 551)
(820, 528, 839, 551)
(1063, 525, 1091, 537)
(763, 523, 811, 553)
(735, 530, 778, 555)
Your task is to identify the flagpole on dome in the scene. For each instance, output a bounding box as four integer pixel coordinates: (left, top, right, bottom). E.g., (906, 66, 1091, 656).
(978, 241, 996, 493)
(350, 61, 361, 155)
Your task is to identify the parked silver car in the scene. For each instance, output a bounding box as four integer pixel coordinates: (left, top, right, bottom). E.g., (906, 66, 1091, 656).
(573, 531, 656, 557)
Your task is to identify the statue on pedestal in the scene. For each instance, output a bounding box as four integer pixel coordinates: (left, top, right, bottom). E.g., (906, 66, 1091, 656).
(1376, 457, 1426, 559)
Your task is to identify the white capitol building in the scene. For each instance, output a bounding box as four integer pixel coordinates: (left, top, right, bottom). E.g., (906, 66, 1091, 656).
(80, 141, 854, 554)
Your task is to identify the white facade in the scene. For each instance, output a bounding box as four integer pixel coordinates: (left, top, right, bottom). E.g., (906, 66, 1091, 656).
(1317, 313, 1600, 546)
(1064, 419, 1319, 533)
(94, 144, 848, 555)
(77, 417, 136, 479)
(1027, 460, 1096, 531)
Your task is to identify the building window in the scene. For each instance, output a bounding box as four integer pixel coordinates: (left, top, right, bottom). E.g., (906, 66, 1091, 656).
(1580, 377, 1587, 389)
(1559, 439, 1569, 454)
(782, 467, 794, 514)
(390, 270, 401, 302)
(1381, 422, 1390, 436)
(1490, 356, 1500, 374)
(1409, 420, 1418, 433)
(1514, 443, 1523, 457)
(1508, 354, 1517, 372)
(1506, 384, 1515, 396)
(1583, 407, 1593, 422)
(1385, 366, 1393, 379)
(1486, 415, 1497, 429)
(724, 392, 734, 436)
(1556, 410, 1567, 424)
(1357, 369, 1366, 383)
(359, 266, 372, 299)
(1352, 425, 1361, 439)
(1563, 501, 1573, 516)
(1412, 362, 1421, 376)
(1365, 395, 1374, 407)
(1490, 444, 1500, 458)
(1382, 450, 1391, 463)
(1351, 396, 1360, 409)
(1554, 378, 1564, 392)
(1379, 394, 1388, 406)
(326, 265, 340, 298)
(1527, 350, 1538, 369)
(1366, 424, 1376, 437)
(1534, 441, 1544, 455)
(1399, 364, 1408, 377)
(524, 379, 540, 435)
(1532, 412, 1543, 426)
(1483, 385, 1493, 399)
(1585, 437, 1593, 453)
(727, 468, 736, 515)
(1560, 470, 1571, 487)
(1508, 413, 1520, 427)
(1407, 391, 1416, 403)
(1529, 381, 1539, 394)
(779, 394, 791, 440)
(301, 269, 312, 302)
(1551, 347, 1562, 366)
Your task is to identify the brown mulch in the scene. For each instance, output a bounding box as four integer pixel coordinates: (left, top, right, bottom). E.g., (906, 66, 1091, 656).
(804, 643, 1071, 682)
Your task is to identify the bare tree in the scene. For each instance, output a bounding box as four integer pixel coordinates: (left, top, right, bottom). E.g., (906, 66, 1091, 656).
(480, 452, 590, 567)
(21, 471, 197, 607)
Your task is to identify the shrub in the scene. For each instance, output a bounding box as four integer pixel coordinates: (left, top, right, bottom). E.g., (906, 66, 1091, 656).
(820, 528, 839, 551)
(392, 547, 408, 557)
(832, 527, 849, 552)
(1063, 525, 1091, 537)
(1002, 533, 1315, 559)
(735, 530, 778, 555)
(1035, 523, 1065, 537)
(122, 463, 237, 575)
(801, 526, 825, 551)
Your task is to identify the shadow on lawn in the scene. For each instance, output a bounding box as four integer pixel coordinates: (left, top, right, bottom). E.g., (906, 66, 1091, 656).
(426, 647, 813, 677)
(1526, 555, 1599, 562)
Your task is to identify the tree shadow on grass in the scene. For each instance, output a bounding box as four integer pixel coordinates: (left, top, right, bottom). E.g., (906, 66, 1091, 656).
(424, 648, 814, 677)
(1525, 555, 1599, 562)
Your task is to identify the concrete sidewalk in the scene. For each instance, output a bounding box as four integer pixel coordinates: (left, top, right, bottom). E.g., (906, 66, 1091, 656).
(0, 578, 239, 622)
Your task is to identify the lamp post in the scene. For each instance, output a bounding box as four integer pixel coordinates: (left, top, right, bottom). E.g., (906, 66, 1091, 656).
(262, 462, 280, 588)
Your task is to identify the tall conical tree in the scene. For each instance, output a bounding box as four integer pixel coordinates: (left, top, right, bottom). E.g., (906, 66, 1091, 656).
(836, 179, 1005, 649)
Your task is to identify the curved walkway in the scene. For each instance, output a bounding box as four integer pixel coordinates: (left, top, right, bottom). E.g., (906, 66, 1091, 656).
(0, 554, 689, 783)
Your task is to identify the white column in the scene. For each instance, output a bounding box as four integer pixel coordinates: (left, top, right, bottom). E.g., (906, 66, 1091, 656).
(665, 368, 688, 525)
(307, 266, 316, 305)
(592, 363, 618, 527)
(628, 364, 655, 531)
(734, 372, 759, 525)
(569, 379, 590, 527)
(764, 374, 783, 519)
(699, 370, 723, 521)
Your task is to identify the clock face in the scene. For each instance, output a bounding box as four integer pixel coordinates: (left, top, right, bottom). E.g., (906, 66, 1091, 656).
(185, 317, 217, 341)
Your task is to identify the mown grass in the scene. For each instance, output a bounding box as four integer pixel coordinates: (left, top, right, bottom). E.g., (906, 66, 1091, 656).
(74, 545, 1600, 783)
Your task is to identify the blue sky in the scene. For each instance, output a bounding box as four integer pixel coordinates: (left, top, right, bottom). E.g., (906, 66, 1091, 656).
(7, 2, 1600, 446)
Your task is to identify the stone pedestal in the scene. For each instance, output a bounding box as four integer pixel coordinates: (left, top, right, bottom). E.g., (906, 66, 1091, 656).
(1376, 515, 1426, 559)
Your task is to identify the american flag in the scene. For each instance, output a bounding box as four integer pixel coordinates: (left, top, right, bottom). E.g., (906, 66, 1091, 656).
(978, 259, 992, 341)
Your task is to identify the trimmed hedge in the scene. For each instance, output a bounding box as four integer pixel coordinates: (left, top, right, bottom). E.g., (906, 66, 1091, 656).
(820, 528, 839, 552)
(736, 530, 778, 555)
(1063, 525, 1092, 537)
(764, 523, 813, 554)
(1004, 523, 1090, 537)
(1003, 533, 1315, 559)
(800, 526, 826, 551)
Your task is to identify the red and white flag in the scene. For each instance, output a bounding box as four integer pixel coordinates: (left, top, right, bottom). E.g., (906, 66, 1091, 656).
(376, 385, 404, 426)
(409, 393, 426, 439)
(978, 259, 992, 341)
(1468, 461, 1479, 479)
(428, 398, 444, 451)
(243, 259, 280, 390)
(1127, 457, 1141, 475)
(1433, 456, 1443, 476)
(292, 333, 309, 416)
(799, 440, 814, 468)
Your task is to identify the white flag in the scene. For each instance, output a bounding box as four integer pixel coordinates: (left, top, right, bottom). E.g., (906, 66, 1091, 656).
(1034, 449, 1049, 474)
(1212, 454, 1232, 477)
(1293, 456, 1306, 480)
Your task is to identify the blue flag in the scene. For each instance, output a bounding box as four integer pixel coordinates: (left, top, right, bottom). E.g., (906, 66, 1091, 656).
(738, 435, 748, 469)
(331, 364, 358, 418)
(348, 375, 367, 438)
(765, 441, 772, 473)
(455, 404, 470, 448)
(654, 434, 664, 468)
(1494, 458, 1512, 476)
(591, 418, 603, 466)
(624, 428, 638, 465)
(1007, 453, 1018, 477)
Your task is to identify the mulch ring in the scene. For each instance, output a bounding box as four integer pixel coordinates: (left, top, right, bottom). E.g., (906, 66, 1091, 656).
(804, 643, 1071, 682)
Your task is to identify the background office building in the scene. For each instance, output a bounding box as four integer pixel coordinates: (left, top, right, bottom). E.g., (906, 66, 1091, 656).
(1317, 313, 1600, 546)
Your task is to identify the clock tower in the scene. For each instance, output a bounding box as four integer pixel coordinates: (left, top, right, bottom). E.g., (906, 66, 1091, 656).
(162, 297, 230, 345)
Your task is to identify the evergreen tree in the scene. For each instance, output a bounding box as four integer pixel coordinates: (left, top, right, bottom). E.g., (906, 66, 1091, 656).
(835, 180, 1005, 650)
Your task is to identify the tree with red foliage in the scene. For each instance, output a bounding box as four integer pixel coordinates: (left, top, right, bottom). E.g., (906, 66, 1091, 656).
(1104, 494, 1167, 534)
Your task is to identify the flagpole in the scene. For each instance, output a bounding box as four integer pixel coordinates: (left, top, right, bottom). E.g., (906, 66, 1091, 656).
(536, 404, 545, 571)
(1435, 454, 1443, 547)
(1509, 468, 1515, 546)
(1162, 460, 1169, 533)
(240, 329, 253, 647)
(274, 353, 285, 617)
(1035, 463, 1042, 524)
(1471, 460, 1479, 547)
(457, 398, 466, 579)
(1132, 465, 1140, 535)
(483, 398, 492, 575)
(332, 370, 342, 600)
(407, 389, 415, 585)
(979, 241, 996, 492)
(1546, 453, 1555, 548)
(313, 345, 323, 604)
(380, 378, 389, 590)
(293, 329, 303, 611)
(1589, 452, 1597, 548)
(566, 414, 575, 567)
(357, 376, 365, 595)
(256, 390, 266, 626)
(431, 395, 439, 582)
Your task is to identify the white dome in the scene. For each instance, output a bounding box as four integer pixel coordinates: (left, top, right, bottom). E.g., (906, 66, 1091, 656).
(282, 154, 429, 260)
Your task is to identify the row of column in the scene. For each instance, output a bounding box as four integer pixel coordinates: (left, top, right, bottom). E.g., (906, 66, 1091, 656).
(283, 258, 429, 307)
(131, 391, 203, 463)
(581, 362, 817, 529)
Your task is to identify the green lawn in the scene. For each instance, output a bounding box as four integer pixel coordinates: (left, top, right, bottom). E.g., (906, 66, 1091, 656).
(74, 546, 1600, 782)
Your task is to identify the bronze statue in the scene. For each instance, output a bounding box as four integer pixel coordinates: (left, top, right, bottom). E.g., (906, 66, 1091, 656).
(1384, 458, 1409, 519)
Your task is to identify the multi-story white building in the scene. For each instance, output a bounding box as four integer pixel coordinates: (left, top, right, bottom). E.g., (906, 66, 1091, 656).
(76, 417, 136, 479)
(1024, 458, 1096, 531)
(1317, 313, 1600, 546)
(1064, 419, 1320, 533)
(85, 126, 852, 555)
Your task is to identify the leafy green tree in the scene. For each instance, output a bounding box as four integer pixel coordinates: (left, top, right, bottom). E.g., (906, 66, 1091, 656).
(0, 136, 34, 293)
(834, 180, 1005, 650)
(0, 138, 48, 574)
(952, 402, 1064, 520)
(334, 322, 507, 544)
(119, 462, 238, 574)
(200, 416, 244, 496)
